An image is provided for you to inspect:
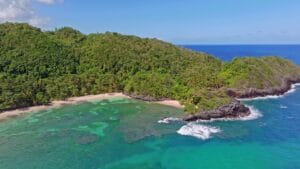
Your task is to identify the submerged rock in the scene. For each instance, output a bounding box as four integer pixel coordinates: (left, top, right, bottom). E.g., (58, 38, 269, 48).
(183, 100, 250, 121)
(75, 134, 99, 145)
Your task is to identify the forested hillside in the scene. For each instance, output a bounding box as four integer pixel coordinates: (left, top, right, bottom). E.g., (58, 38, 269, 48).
(219, 57, 300, 89)
(1, 23, 300, 113)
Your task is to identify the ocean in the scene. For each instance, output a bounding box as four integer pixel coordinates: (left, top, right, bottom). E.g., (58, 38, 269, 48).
(184, 45, 300, 64)
(1, 45, 300, 169)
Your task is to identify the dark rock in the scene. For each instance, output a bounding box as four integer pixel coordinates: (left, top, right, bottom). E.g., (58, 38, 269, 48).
(227, 76, 300, 99)
(184, 77, 300, 122)
(183, 100, 251, 121)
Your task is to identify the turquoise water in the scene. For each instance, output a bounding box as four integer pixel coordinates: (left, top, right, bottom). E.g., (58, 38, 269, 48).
(1, 87, 300, 169)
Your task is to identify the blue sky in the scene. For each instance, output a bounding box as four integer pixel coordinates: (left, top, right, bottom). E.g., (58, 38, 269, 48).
(1, 0, 300, 44)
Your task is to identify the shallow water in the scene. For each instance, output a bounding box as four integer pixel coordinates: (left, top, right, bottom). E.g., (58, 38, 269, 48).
(1, 88, 300, 169)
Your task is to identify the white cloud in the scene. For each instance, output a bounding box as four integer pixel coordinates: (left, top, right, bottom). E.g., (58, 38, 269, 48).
(0, 0, 62, 27)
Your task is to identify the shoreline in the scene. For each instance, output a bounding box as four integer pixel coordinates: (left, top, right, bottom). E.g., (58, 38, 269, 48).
(0, 93, 183, 121)
(1, 81, 299, 122)
(227, 77, 300, 99)
(183, 81, 300, 122)
(154, 100, 184, 109)
(237, 83, 300, 101)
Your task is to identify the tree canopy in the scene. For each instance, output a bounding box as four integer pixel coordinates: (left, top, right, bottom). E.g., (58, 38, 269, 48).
(1, 23, 300, 113)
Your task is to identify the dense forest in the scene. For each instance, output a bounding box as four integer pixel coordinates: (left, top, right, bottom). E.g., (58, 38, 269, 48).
(1, 23, 300, 113)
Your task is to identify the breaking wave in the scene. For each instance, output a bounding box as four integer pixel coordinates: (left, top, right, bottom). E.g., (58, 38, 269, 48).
(241, 105, 263, 120)
(280, 105, 288, 109)
(176, 106, 261, 140)
(238, 83, 300, 101)
(174, 84, 300, 140)
(158, 117, 181, 124)
(177, 123, 221, 140)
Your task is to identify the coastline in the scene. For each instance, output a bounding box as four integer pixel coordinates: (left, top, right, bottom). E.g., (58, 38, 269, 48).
(0, 93, 183, 121)
(183, 81, 300, 122)
(1, 81, 299, 122)
(154, 100, 184, 109)
(227, 77, 300, 99)
(237, 83, 300, 101)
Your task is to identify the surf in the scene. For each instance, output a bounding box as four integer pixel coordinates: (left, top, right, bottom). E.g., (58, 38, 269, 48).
(177, 123, 221, 140)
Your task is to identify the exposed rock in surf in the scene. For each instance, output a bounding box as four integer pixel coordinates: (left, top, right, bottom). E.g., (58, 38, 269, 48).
(227, 77, 300, 99)
(183, 77, 300, 122)
(183, 100, 250, 122)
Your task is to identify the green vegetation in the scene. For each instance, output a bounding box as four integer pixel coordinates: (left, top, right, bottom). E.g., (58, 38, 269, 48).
(1, 23, 300, 113)
(219, 57, 300, 89)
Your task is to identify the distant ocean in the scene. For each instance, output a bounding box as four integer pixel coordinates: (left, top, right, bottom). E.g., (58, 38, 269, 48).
(1, 45, 300, 169)
(184, 45, 300, 64)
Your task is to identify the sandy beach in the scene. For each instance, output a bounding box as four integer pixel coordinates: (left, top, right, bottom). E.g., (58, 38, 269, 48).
(154, 100, 184, 109)
(0, 93, 183, 121)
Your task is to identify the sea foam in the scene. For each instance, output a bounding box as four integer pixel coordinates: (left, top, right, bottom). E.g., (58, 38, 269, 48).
(174, 83, 300, 140)
(241, 105, 263, 120)
(195, 105, 262, 123)
(158, 117, 181, 124)
(159, 105, 262, 125)
(238, 95, 283, 101)
(280, 105, 288, 109)
(176, 106, 261, 140)
(238, 83, 300, 101)
(177, 123, 221, 140)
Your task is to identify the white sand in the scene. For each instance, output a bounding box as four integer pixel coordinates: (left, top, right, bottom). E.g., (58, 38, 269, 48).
(0, 93, 128, 121)
(154, 100, 184, 108)
(0, 93, 183, 121)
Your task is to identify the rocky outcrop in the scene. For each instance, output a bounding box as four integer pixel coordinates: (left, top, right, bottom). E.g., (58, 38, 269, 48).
(128, 76, 300, 122)
(227, 76, 300, 99)
(183, 76, 300, 122)
(183, 100, 250, 121)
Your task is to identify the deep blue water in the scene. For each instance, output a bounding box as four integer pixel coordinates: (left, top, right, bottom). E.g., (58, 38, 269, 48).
(184, 45, 300, 64)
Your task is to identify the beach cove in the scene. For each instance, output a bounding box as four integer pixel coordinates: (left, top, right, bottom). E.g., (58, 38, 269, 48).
(1, 22, 300, 169)
(0, 93, 183, 121)
(1, 83, 300, 169)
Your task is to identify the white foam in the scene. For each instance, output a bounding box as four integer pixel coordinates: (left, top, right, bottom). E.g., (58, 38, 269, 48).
(280, 105, 288, 109)
(238, 95, 283, 101)
(238, 83, 300, 101)
(176, 106, 262, 140)
(158, 105, 262, 125)
(177, 123, 221, 140)
(241, 105, 263, 121)
(158, 117, 181, 124)
(196, 105, 262, 123)
(292, 83, 300, 87)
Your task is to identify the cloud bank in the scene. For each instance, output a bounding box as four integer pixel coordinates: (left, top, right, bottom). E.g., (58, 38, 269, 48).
(0, 0, 63, 26)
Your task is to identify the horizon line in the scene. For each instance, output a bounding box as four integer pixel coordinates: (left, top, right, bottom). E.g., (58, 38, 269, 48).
(179, 44, 300, 46)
